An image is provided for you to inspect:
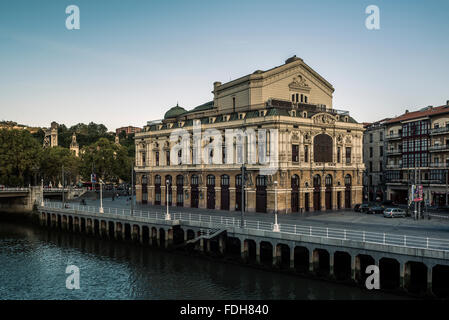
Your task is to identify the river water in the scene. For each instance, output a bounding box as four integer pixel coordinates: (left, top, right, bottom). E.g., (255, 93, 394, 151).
(0, 214, 408, 300)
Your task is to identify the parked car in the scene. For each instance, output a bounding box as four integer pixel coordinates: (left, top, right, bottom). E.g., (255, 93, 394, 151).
(383, 208, 406, 218)
(354, 204, 362, 212)
(360, 203, 371, 213)
(369, 205, 385, 214)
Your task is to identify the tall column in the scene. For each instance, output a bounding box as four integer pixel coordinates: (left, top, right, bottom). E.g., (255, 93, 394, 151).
(351, 254, 356, 281)
(332, 187, 338, 210)
(240, 240, 247, 260)
(246, 188, 256, 213)
(320, 187, 326, 211)
(272, 244, 278, 267)
(329, 251, 335, 278)
(290, 246, 295, 269)
(164, 230, 169, 249)
(230, 187, 236, 211)
(219, 235, 225, 254)
(427, 265, 433, 296)
(256, 241, 260, 264)
(215, 187, 221, 210)
(309, 250, 314, 273)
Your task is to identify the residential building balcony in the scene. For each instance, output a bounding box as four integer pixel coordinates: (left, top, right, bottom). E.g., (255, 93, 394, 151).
(386, 148, 402, 155)
(386, 133, 402, 140)
(386, 163, 402, 169)
(429, 144, 449, 152)
(429, 162, 449, 168)
(430, 126, 449, 135)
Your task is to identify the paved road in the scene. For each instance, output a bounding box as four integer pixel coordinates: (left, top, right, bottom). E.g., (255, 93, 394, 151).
(67, 195, 449, 240)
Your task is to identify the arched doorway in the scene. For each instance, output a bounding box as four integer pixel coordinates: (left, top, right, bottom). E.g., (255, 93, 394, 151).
(155, 175, 161, 205)
(235, 174, 245, 211)
(256, 175, 267, 213)
(191, 175, 199, 208)
(176, 175, 184, 207)
(165, 175, 172, 206)
(142, 175, 148, 204)
(291, 175, 300, 213)
(313, 174, 321, 211)
(207, 175, 215, 209)
(221, 175, 230, 210)
(345, 174, 352, 208)
(325, 174, 332, 210)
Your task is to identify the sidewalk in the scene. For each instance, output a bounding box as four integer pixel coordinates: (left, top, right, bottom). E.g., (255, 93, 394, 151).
(67, 196, 449, 239)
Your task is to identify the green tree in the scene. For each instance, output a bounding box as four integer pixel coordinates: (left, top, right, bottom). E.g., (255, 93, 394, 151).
(80, 138, 131, 183)
(0, 129, 42, 186)
(40, 147, 80, 186)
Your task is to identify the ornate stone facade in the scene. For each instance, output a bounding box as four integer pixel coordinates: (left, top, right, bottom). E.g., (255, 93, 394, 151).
(134, 56, 365, 214)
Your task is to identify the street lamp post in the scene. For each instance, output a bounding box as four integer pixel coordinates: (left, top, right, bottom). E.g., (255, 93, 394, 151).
(240, 165, 245, 228)
(165, 179, 171, 220)
(40, 178, 44, 207)
(273, 180, 280, 232)
(99, 179, 104, 213)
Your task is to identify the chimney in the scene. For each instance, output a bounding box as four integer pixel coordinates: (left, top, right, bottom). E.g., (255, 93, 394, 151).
(446, 100, 449, 106)
(405, 109, 409, 114)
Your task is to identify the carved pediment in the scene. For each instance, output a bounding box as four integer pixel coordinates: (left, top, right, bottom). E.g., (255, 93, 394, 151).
(312, 113, 336, 125)
(289, 74, 311, 92)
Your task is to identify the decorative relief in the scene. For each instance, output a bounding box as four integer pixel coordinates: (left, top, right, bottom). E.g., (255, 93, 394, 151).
(288, 74, 311, 92)
(345, 135, 352, 144)
(312, 113, 336, 125)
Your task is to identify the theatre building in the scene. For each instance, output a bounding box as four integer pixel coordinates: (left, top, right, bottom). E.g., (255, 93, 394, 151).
(134, 56, 365, 214)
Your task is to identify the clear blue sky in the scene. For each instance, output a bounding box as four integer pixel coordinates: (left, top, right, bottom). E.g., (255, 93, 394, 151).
(1, 0, 448, 130)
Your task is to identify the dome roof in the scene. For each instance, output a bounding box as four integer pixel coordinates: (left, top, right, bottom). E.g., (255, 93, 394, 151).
(164, 104, 186, 119)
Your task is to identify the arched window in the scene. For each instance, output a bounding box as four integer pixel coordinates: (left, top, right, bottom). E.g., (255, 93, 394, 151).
(155, 175, 161, 185)
(176, 175, 183, 186)
(300, 94, 304, 103)
(313, 174, 321, 187)
(313, 134, 333, 163)
(256, 175, 267, 186)
(291, 175, 300, 188)
(345, 174, 352, 186)
(191, 175, 199, 185)
(207, 175, 215, 186)
(221, 175, 230, 186)
(325, 174, 332, 187)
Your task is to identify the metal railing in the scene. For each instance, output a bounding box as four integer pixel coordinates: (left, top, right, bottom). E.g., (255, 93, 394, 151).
(0, 187, 30, 192)
(40, 201, 449, 253)
(430, 126, 449, 135)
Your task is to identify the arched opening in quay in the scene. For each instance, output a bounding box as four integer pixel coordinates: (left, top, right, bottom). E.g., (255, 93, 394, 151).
(405, 261, 427, 295)
(172, 227, 184, 245)
(379, 258, 400, 290)
(355, 254, 374, 285)
(432, 264, 449, 298)
(68, 216, 73, 231)
(334, 251, 351, 281)
(57, 215, 62, 228)
(294, 246, 309, 274)
(260, 241, 273, 267)
(108, 221, 115, 238)
(159, 228, 166, 247)
(141, 226, 150, 244)
(80, 218, 86, 233)
(124, 224, 131, 241)
(93, 220, 100, 236)
(313, 249, 330, 277)
(225, 237, 241, 259)
(276, 244, 290, 269)
(244, 239, 257, 263)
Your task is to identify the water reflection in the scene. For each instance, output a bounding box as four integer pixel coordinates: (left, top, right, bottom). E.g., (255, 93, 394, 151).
(0, 218, 407, 300)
